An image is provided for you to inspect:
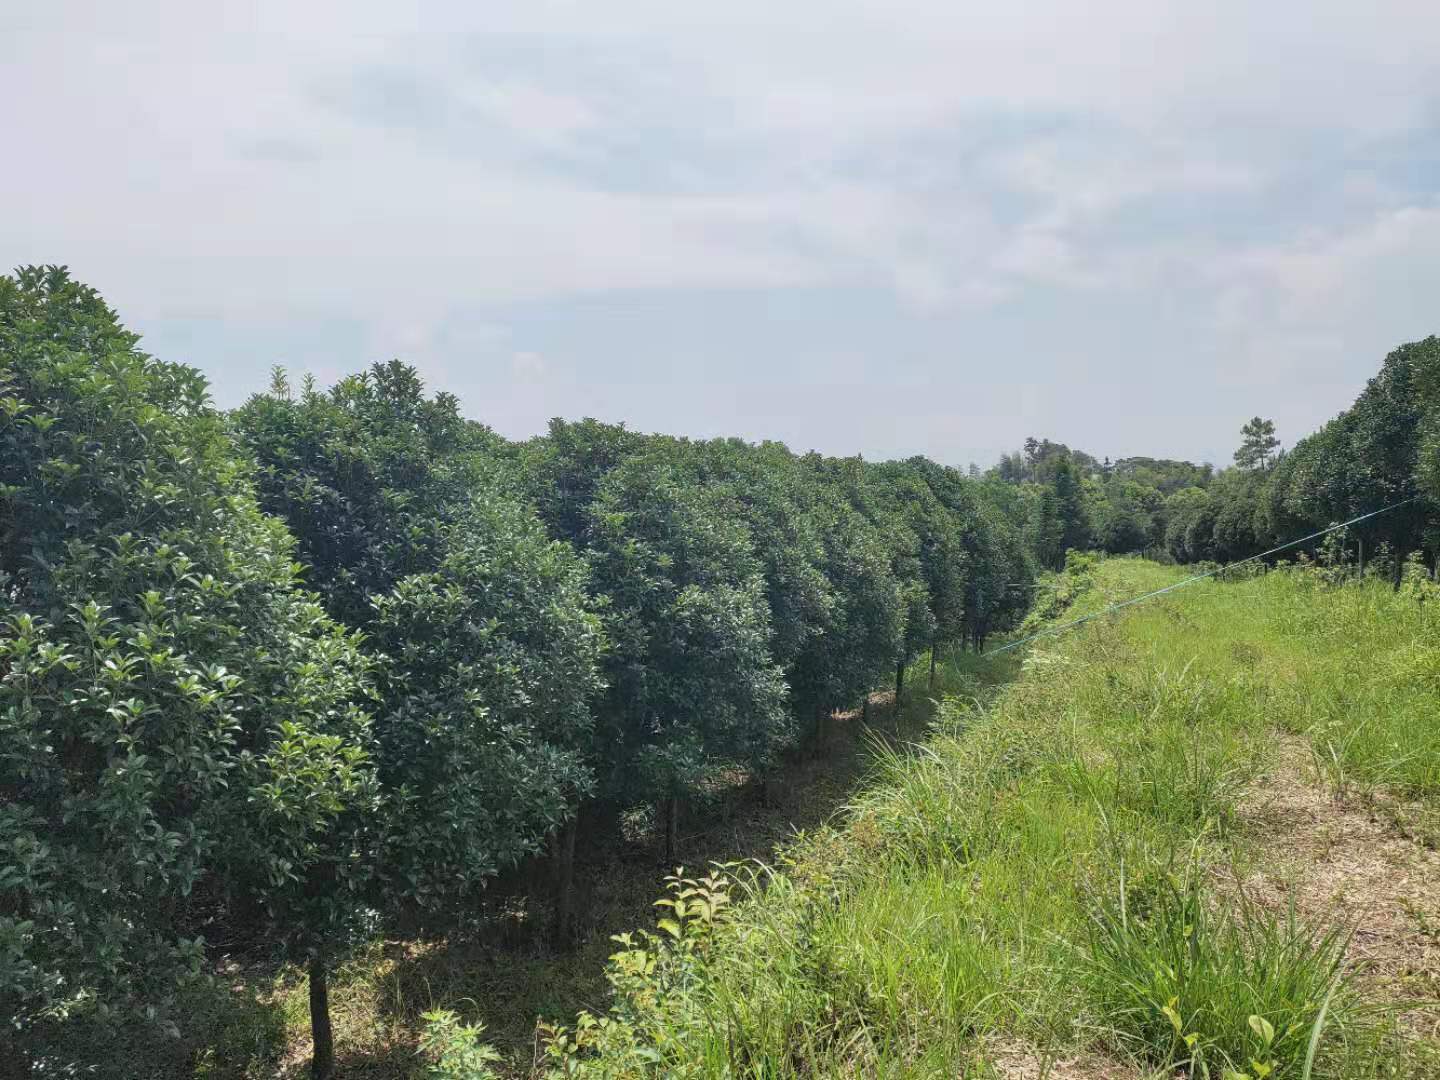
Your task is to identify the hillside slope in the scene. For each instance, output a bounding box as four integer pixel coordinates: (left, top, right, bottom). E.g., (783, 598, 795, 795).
(493, 557, 1440, 1079)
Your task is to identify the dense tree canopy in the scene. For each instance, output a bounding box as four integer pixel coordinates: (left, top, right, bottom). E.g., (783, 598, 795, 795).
(234, 370, 606, 913)
(0, 268, 377, 1056)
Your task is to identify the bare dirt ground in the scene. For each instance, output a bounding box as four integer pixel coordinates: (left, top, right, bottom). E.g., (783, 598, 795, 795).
(984, 1036, 1159, 1080)
(1236, 737, 1440, 1042)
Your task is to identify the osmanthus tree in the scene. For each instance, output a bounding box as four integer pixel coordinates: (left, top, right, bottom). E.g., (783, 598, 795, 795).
(678, 439, 840, 736)
(1416, 339, 1440, 513)
(803, 499, 907, 718)
(521, 426, 918, 757)
(522, 417, 644, 548)
(668, 436, 916, 747)
(232, 361, 503, 625)
(808, 455, 935, 706)
(1208, 468, 1269, 564)
(1336, 339, 1436, 562)
(582, 451, 791, 856)
(965, 497, 1034, 650)
(1254, 339, 1440, 568)
(233, 368, 606, 985)
(873, 460, 971, 689)
(0, 267, 378, 1078)
(362, 488, 604, 914)
(906, 458, 1034, 654)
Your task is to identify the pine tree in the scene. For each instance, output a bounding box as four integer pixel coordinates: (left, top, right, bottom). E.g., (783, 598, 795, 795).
(1234, 417, 1280, 471)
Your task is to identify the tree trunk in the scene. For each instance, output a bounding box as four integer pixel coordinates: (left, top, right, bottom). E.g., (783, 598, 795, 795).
(309, 951, 334, 1080)
(894, 661, 904, 714)
(552, 812, 579, 944)
(663, 796, 679, 863)
(861, 693, 870, 724)
(928, 643, 938, 690)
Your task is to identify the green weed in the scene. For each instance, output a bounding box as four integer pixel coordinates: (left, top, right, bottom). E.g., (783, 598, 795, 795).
(1079, 850, 1355, 1077)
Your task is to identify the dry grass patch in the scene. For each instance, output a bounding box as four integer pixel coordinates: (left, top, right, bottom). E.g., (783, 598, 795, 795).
(1237, 737, 1440, 1041)
(981, 1036, 1164, 1079)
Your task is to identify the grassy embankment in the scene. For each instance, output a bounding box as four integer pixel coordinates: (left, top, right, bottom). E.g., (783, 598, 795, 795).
(501, 555, 1440, 1078)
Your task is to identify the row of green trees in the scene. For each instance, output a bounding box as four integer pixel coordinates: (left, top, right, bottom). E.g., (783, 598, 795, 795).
(0, 268, 1036, 1076)
(1195, 345, 1440, 566)
(995, 339, 1440, 570)
(1145, 343, 1440, 568)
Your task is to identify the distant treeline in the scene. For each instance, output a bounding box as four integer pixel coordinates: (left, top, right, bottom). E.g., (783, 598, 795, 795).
(990, 338, 1440, 569)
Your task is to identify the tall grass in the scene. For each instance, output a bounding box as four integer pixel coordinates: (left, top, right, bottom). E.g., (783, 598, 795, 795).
(1080, 847, 1354, 1076)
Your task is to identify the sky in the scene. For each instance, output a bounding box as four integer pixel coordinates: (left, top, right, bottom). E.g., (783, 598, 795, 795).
(4, 2, 1439, 469)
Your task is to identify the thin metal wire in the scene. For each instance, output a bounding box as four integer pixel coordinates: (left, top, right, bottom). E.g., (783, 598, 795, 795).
(983, 495, 1421, 657)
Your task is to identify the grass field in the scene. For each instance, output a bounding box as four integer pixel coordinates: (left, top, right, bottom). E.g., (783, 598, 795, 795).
(75, 556, 1440, 1077)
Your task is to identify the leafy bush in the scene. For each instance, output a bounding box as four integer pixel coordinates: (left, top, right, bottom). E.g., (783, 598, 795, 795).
(420, 1010, 502, 1080)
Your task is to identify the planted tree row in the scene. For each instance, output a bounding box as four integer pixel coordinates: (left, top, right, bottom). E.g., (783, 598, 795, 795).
(0, 268, 1035, 1077)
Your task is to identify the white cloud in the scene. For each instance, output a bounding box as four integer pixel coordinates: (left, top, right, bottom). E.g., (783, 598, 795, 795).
(3, 0, 1440, 462)
(457, 81, 598, 150)
(511, 350, 547, 379)
(1217, 204, 1440, 329)
(7, 1, 1438, 327)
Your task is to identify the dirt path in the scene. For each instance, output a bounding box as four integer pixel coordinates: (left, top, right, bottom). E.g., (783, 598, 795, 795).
(1237, 737, 1440, 1042)
(984, 1037, 1157, 1079)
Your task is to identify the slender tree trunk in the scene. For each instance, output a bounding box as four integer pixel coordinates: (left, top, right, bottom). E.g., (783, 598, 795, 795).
(928, 642, 938, 690)
(861, 693, 870, 724)
(309, 951, 334, 1080)
(894, 661, 904, 714)
(663, 796, 679, 863)
(552, 811, 579, 944)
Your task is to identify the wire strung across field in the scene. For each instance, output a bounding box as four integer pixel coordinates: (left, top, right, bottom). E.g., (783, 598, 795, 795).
(984, 495, 1422, 657)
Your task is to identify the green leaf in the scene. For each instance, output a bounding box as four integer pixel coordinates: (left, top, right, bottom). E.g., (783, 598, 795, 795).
(1248, 1014, 1275, 1046)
